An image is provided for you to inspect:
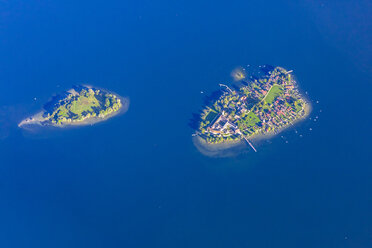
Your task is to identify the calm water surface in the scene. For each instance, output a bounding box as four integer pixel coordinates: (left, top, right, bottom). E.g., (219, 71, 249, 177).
(0, 1, 371, 247)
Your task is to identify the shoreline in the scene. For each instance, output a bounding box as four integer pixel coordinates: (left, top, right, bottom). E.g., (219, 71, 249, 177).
(18, 90, 129, 128)
(194, 101, 312, 153)
(194, 66, 313, 156)
(248, 100, 312, 141)
(192, 135, 246, 157)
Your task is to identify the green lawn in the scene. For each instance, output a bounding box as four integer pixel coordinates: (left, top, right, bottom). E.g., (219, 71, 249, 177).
(69, 95, 100, 115)
(264, 84, 283, 104)
(243, 111, 261, 128)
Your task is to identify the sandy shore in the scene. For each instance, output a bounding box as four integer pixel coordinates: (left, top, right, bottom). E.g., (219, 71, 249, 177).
(194, 101, 312, 156)
(192, 135, 247, 157)
(18, 95, 129, 128)
(247, 101, 312, 141)
(18, 111, 45, 127)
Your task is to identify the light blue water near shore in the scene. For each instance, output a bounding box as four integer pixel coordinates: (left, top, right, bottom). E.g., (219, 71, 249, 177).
(0, 1, 371, 247)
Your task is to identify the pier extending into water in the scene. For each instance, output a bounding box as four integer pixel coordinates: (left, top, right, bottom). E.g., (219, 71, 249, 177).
(243, 136, 257, 152)
(219, 83, 233, 93)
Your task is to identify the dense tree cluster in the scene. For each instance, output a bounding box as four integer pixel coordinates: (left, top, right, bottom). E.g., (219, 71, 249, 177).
(46, 87, 122, 125)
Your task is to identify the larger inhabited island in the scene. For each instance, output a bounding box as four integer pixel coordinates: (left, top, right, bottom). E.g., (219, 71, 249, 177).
(18, 85, 129, 128)
(194, 66, 310, 151)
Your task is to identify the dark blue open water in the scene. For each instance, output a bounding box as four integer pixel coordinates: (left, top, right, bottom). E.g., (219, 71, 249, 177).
(0, 1, 371, 247)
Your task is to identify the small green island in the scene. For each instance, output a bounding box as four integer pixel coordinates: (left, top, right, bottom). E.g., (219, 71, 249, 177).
(19, 85, 129, 128)
(195, 66, 310, 150)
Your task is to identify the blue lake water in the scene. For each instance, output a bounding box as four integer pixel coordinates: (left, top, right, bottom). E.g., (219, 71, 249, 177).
(0, 1, 371, 247)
